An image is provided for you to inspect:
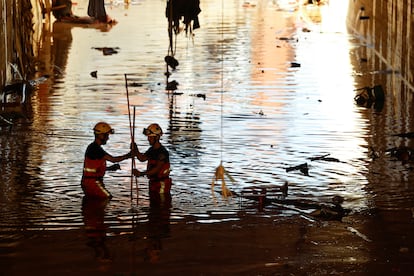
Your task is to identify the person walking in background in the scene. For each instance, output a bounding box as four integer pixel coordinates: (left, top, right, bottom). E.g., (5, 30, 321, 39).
(132, 123, 172, 202)
(82, 122, 133, 199)
(50, 0, 96, 24)
(87, 0, 115, 23)
(51, 0, 73, 21)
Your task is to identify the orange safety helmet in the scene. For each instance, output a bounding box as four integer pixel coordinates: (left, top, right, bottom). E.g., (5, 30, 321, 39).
(93, 122, 115, 135)
(143, 123, 163, 137)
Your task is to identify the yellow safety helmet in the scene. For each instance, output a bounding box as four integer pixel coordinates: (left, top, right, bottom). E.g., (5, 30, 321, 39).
(143, 123, 163, 137)
(93, 122, 114, 135)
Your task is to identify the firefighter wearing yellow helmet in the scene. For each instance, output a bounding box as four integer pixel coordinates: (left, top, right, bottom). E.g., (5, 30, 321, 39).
(81, 122, 133, 199)
(133, 123, 172, 202)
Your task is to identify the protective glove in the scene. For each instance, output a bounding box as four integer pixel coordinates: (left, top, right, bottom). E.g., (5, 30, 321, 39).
(132, 169, 145, 177)
(130, 142, 139, 156)
(130, 142, 138, 150)
(107, 163, 121, 171)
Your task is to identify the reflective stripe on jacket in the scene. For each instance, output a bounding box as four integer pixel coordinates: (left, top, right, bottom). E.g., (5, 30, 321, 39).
(83, 157, 106, 179)
(147, 160, 170, 181)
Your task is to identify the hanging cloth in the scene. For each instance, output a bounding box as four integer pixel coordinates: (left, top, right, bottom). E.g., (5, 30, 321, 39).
(88, 0, 107, 22)
(166, 0, 201, 34)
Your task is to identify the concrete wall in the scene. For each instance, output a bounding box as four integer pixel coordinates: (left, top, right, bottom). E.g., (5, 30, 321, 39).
(0, 0, 35, 87)
(347, 0, 414, 89)
(0, 0, 11, 86)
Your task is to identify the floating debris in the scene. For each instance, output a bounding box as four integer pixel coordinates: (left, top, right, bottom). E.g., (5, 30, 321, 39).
(166, 80, 179, 91)
(93, 47, 120, 55)
(242, 2, 256, 8)
(308, 154, 340, 162)
(278, 37, 295, 41)
(385, 146, 414, 163)
(354, 85, 385, 111)
(164, 55, 179, 70)
(268, 195, 350, 222)
(1, 80, 35, 128)
(286, 163, 309, 176)
(189, 93, 206, 100)
(240, 182, 288, 210)
(129, 82, 143, 87)
(253, 110, 264, 116)
(28, 75, 49, 86)
(311, 195, 349, 221)
(393, 132, 414, 138)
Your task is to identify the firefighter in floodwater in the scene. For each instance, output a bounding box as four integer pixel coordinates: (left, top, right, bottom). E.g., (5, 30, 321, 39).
(81, 122, 133, 199)
(311, 195, 349, 221)
(132, 123, 172, 203)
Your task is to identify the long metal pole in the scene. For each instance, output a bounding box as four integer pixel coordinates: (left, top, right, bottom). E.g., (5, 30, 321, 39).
(124, 73, 135, 200)
(2, 0, 8, 82)
(132, 105, 139, 204)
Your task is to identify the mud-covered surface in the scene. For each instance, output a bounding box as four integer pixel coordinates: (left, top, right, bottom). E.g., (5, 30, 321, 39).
(2, 212, 414, 275)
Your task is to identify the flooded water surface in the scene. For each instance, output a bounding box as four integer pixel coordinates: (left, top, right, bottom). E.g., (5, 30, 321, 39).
(1, 0, 414, 274)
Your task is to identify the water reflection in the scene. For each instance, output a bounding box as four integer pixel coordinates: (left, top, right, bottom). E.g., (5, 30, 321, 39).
(82, 197, 111, 261)
(143, 193, 171, 263)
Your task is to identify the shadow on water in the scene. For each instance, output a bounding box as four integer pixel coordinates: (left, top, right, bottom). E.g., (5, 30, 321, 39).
(1, 0, 414, 274)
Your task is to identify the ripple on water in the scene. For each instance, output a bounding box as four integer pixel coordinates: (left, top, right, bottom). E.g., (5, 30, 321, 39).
(1, 0, 409, 233)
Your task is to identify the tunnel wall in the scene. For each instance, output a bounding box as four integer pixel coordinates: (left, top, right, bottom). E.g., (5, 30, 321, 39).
(0, 0, 35, 87)
(347, 0, 414, 89)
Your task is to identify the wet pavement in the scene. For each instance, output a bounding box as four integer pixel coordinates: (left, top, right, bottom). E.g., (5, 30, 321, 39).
(1, 0, 414, 274)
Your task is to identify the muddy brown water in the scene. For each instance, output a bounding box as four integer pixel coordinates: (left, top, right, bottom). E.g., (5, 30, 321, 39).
(1, 0, 414, 274)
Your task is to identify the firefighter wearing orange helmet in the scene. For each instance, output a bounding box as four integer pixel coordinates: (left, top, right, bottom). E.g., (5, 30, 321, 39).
(81, 122, 133, 199)
(133, 123, 172, 201)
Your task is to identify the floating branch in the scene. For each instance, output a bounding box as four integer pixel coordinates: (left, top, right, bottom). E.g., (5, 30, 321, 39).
(286, 162, 309, 176)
